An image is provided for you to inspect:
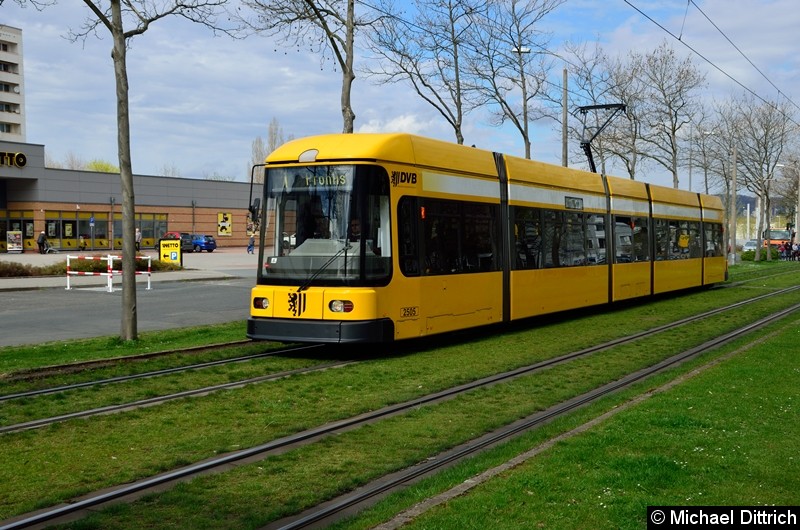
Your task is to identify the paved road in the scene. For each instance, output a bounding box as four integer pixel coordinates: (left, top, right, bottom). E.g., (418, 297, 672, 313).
(0, 248, 259, 348)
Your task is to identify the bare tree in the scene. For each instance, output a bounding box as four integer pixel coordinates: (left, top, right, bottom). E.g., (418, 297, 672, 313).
(158, 163, 183, 177)
(267, 116, 290, 152)
(204, 171, 237, 181)
(365, 0, 484, 145)
(250, 117, 292, 182)
(563, 40, 614, 173)
(636, 41, 706, 189)
(465, 0, 563, 158)
(251, 136, 267, 177)
(240, 0, 377, 133)
(703, 98, 742, 244)
(36, 0, 233, 341)
(730, 94, 796, 261)
(776, 153, 800, 235)
(685, 106, 718, 195)
(601, 52, 649, 180)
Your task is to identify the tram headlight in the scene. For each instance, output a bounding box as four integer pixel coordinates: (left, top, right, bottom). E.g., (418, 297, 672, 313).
(253, 297, 270, 310)
(329, 300, 354, 313)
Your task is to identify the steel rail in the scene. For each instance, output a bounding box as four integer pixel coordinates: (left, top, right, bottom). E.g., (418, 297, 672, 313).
(274, 303, 800, 530)
(2, 285, 797, 435)
(0, 358, 352, 435)
(2, 292, 798, 529)
(4, 339, 255, 380)
(0, 344, 322, 402)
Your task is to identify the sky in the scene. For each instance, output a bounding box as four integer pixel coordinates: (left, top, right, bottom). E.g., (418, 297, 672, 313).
(3, 0, 800, 189)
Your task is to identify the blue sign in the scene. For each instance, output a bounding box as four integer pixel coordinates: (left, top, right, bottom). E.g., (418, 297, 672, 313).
(89, 215, 95, 227)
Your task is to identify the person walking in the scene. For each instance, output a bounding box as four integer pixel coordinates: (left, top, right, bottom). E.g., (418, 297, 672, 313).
(37, 230, 47, 254)
(135, 227, 142, 252)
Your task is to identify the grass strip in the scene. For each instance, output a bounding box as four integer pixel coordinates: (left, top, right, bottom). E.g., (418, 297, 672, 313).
(372, 317, 800, 530)
(2, 286, 798, 518)
(34, 299, 800, 528)
(0, 261, 795, 525)
(2, 272, 795, 428)
(0, 322, 250, 376)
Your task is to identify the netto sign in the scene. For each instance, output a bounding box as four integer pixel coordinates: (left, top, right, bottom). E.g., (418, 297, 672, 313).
(0, 152, 27, 168)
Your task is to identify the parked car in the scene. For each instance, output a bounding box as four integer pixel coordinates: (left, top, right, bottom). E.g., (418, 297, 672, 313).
(161, 231, 193, 252)
(191, 234, 217, 252)
(742, 239, 758, 252)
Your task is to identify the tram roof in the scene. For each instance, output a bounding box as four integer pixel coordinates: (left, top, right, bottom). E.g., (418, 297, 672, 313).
(265, 133, 724, 211)
(265, 133, 499, 176)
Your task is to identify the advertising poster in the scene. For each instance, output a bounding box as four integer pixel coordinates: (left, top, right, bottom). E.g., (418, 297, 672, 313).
(217, 212, 232, 236)
(7, 230, 23, 253)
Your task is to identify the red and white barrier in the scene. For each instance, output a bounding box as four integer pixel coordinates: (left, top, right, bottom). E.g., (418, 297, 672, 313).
(66, 254, 152, 292)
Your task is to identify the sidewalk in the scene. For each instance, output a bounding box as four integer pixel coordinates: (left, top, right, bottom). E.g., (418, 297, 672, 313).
(0, 247, 257, 291)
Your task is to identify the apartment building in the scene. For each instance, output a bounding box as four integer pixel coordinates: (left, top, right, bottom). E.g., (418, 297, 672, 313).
(0, 25, 25, 142)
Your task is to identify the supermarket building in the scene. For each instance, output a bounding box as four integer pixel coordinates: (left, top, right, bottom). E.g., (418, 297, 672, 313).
(1, 139, 262, 253)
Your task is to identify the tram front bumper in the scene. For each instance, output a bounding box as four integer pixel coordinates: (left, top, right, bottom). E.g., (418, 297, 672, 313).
(247, 317, 394, 343)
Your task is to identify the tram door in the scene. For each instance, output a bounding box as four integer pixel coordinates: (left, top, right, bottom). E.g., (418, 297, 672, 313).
(408, 197, 503, 337)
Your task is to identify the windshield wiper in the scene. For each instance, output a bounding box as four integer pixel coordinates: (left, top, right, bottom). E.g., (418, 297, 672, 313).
(297, 243, 352, 292)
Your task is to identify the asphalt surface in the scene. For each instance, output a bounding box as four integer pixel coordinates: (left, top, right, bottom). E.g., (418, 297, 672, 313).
(0, 248, 259, 348)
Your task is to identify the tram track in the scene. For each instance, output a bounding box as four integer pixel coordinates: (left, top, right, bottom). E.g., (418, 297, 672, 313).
(0, 343, 322, 402)
(272, 302, 800, 530)
(1, 289, 798, 530)
(0, 285, 797, 436)
(2, 340, 257, 382)
(0, 359, 354, 435)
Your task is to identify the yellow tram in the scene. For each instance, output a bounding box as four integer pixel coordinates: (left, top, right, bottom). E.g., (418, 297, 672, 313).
(247, 133, 727, 343)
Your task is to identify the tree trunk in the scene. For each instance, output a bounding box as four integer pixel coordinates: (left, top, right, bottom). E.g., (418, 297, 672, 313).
(755, 193, 764, 262)
(341, 0, 356, 133)
(764, 195, 772, 261)
(111, 0, 138, 340)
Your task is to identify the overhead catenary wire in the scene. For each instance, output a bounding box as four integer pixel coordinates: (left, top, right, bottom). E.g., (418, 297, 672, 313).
(358, 0, 798, 125)
(623, 0, 800, 128)
(687, 0, 800, 115)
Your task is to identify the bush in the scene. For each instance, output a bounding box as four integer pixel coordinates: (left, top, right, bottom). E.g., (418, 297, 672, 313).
(740, 246, 780, 261)
(0, 257, 182, 278)
(0, 261, 39, 278)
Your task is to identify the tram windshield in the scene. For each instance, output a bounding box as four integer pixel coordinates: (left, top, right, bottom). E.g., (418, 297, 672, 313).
(258, 164, 391, 286)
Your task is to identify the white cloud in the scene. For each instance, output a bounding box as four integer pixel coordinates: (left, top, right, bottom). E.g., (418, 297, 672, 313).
(356, 114, 435, 135)
(4, 0, 800, 189)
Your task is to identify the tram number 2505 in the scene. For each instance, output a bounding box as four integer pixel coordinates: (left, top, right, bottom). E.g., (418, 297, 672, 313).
(400, 306, 419, 318)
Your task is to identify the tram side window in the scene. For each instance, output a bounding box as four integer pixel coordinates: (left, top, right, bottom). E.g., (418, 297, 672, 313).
(684, 221, 702, 258)
(704, 222, 724, 257)
(398, 198, 420, 276)
(424, 200, 461, 274)
(513, 207, 594, 269)
(564, 211, 588, 266)
(613, 216, 650, 263)
(586, 215, 606, 264)
(541, 210, 590, 268)
(655, 218, 702, 260)
(513, 207, 543, 269)
(462, 202, 498, 271)
(399, 197, 499, 276)
(654, 218, 671, 260)
(514, 207, 598, 269)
